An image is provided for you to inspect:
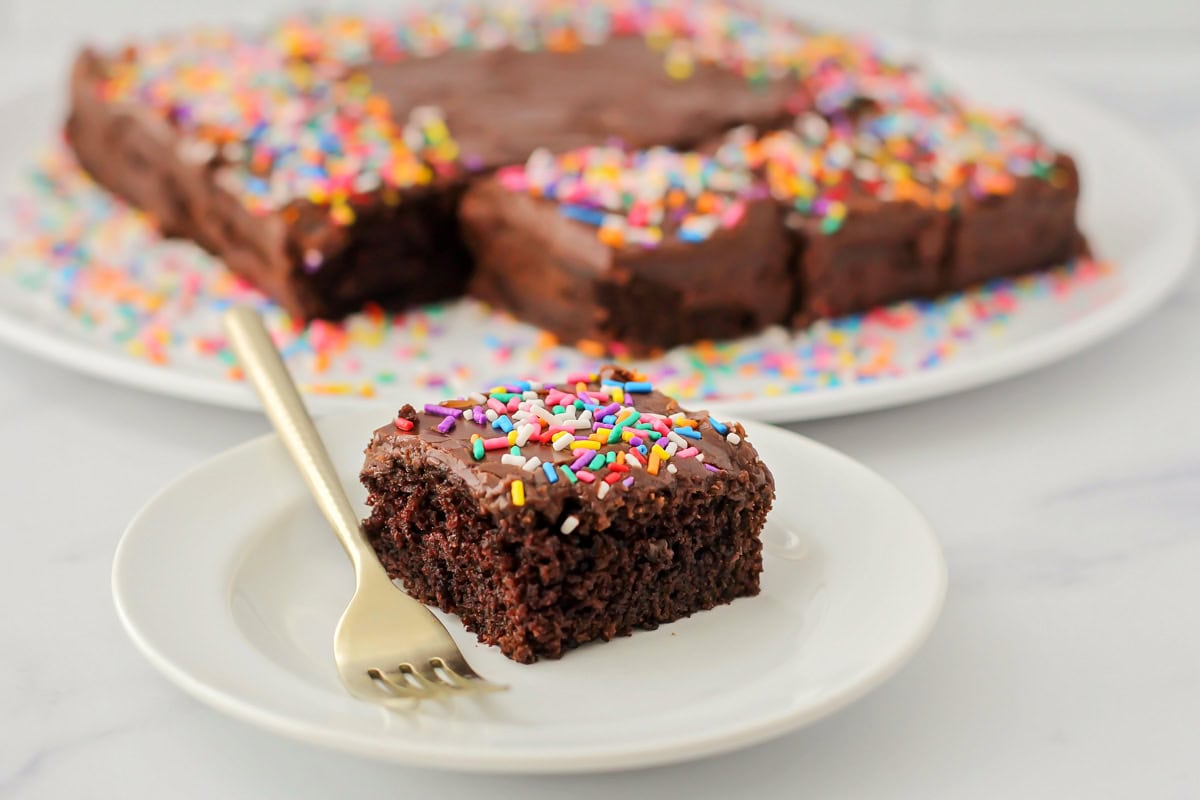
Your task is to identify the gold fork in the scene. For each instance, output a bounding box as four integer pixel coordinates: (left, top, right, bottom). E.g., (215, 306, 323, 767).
(223, 307, 504, 707)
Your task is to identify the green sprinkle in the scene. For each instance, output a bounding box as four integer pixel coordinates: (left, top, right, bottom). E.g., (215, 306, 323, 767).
(607, 426, 623, 444)
(605, 451, 616, 465)
(472, 439, 484, 461)
(588, 454, 606, 471)
(510, 445, 521, 456)
(561, 465, 578, 484)
(552, 405, 565, 414)
(820, 215, 844, 235)
(490, 392, 520, 402)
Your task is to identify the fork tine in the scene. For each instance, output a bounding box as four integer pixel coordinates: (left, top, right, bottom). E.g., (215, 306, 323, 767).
(367, 667, 433, 700)
(398, 663, 453, 695)
(433, 657, 507, 693)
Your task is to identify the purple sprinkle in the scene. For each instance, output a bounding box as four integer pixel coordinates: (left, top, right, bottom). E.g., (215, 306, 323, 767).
(424, 403, 463, 418)
(594, 423, 613, 430)
(472, 406, 486, 425)
(570, 453, 592, 470)
(436, 416, 456, 434)
(599, 403, 621, 418)
(622, 476, 635, 488)
(704, 463, 722, 473)
(630, 436, 643, 447)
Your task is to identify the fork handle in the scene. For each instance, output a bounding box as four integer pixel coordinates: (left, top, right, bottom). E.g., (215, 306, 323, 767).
(222, 307, 382, 579)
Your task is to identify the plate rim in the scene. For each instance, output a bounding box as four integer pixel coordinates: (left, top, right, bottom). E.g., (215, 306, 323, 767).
(112, 413, 948, 773)
(4, 54, 1195, 423)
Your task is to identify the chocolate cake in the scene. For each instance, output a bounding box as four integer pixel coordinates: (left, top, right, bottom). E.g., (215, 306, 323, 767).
(64, 0, 1087, 351)
(360, 366, 774, 663)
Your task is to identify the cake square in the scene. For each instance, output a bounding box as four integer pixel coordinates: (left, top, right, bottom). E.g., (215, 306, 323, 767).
(360, 366, 775, 663)
(460, 147, 793, 353)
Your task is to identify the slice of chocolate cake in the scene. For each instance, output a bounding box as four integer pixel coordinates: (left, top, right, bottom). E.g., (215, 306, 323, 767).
(460, 146, 792, 353)
(360, 366, 774, 663)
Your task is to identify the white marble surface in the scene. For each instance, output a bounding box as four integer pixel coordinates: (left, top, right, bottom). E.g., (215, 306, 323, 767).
(1, 42, 1199, 799)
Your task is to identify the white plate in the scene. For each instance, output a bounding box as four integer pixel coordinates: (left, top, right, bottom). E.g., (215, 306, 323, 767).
(3, 52, 1194, 422)
(112, 412, 946, 773)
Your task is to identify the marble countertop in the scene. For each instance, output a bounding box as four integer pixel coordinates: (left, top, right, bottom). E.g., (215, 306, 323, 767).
(1, 47, 1198, 799)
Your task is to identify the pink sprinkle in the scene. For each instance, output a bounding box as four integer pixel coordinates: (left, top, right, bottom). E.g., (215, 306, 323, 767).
(486, 398, 507, 414)
(566, 373, 593, 383)
(483, 437, 510, 451)
(576, 470, 596, 483)
(676, 447, 700, 459)
(721, 201, 747, 228)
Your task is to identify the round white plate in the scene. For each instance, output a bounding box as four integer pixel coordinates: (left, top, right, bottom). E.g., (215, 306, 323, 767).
(3, 52, 1195, 422)
(112, 412, 946, 773)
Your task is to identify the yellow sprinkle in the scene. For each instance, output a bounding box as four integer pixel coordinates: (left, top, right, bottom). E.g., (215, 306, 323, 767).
(508, 430, 518, 445)
(652, 444, 671, 461)
(612, 387, 625, 404)
(511, 480, 525, 507)
(571, 440, 601, 450)
(551, 431, 573, 441)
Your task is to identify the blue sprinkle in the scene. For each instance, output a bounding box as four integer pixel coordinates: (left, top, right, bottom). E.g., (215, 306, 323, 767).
(492, 415, 514, 433)
(675, 426, 702, 440)
(624, 381, 653, 393)
(543, 462, 559, 483)
(560, 205, 606, 226)
(708, 417, 729, 435)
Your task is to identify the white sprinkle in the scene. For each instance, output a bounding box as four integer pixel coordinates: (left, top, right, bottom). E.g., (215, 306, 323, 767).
(468, 392, 487, 404)
(515, 423, 536, 447)
(563, 405, 577, 420)
(571, 418, 592, 430)
(522, 456, 542, 473)
(512, 410, 533, 422)
(528, 381, 543, 391)
(501, 454, 526, 467)
(695, 453, 705, 463)
(668, 431, 689, 448)
(669, 412, 687, 423)
(727, 432, 742, 445)
(177, 137, 216, 165)
(597, 482, 611, 500)
(552, 434, 573, 451)
(625, 458, 640, 470)
(485, 409, 499, 422)
(665, 441, 679, 457)
(560, 515, 580, 534)
(667, 463, 678, 474)
(532, 405, 557, 423)
(523, 390, 539, 400)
